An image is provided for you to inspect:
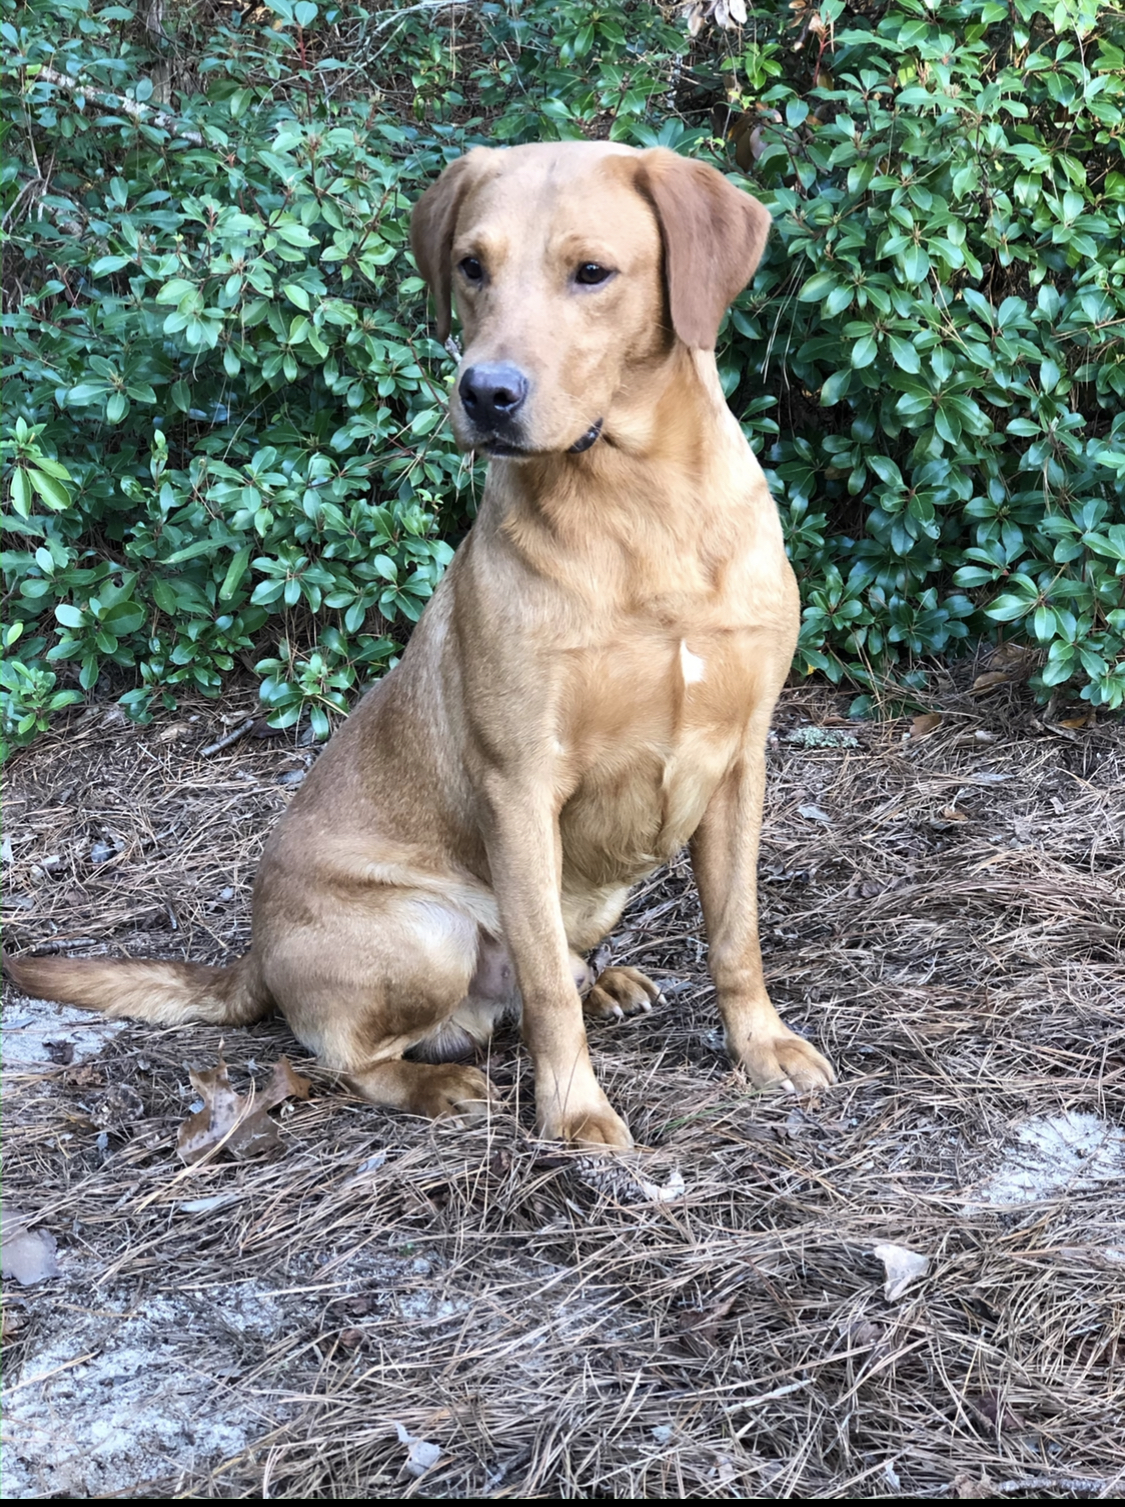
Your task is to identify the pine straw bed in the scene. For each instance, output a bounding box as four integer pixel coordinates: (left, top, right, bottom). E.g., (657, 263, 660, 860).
(2, 681, 1122, 1500)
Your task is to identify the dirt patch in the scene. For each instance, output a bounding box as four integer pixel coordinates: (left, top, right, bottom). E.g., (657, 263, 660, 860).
(2, 683, 1123, 1498)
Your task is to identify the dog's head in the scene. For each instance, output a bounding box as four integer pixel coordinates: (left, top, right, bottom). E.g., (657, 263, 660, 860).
(410, 144, 771, 459)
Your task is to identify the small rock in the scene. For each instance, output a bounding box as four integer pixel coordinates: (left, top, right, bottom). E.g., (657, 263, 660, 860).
(1, 1211, 61, 1286)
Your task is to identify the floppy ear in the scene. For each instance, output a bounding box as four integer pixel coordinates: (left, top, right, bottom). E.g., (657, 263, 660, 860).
(410, 150, 492, 343)
(636, 148, 772, 350)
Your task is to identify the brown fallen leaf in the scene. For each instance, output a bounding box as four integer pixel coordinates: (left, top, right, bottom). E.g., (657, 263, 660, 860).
(157, 721, 193, 743)
(968, 1389, 1023, 1433)
(910, 712, 943, 738)
(970, 670, 1011, 695)
(177, 1055, 311, 1165)
(2, 1306, 29, 1341)
(951, 1471, 995, 1499)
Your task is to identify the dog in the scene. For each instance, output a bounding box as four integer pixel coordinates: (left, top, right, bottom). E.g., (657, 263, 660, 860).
(6, 143, 835, 1147)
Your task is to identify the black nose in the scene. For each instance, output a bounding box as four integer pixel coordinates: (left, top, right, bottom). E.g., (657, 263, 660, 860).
(459, 362, 529, 426)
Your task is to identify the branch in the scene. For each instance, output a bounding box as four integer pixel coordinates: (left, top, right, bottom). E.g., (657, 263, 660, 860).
(30, 66, 203, 146)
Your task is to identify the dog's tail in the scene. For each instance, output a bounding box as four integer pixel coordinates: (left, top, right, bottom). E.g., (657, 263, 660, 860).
(4, 951, 272, 1027)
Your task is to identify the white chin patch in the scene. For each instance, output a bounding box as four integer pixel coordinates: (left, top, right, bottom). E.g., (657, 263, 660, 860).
(679, 639, 706, 685)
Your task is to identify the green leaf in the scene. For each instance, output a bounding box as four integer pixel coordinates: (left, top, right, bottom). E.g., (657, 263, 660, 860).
(165, 539, 224, 565)
(27, 470, 71, 510)
(219, 545, 252, 601)
(901, 245, 931, 284)
(9, 469, 32, 518)
(820, 369, 852, 406)
(886, 336, 920, 375)
(798, 273, 839, 303)
(156, 277, 198, 305)
(987, 594, 1034, 623)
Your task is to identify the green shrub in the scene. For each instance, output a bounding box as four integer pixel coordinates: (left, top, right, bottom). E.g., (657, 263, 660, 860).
(738, 0, 1125, 713)
(2, 0, 1123, 758)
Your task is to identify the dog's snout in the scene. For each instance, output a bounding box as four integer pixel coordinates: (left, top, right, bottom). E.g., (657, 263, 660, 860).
(459, 362, 529, 426)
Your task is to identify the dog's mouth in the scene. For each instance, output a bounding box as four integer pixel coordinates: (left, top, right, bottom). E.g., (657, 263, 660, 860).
(568, 418, 603, 454)
(479, 419, 604, 459)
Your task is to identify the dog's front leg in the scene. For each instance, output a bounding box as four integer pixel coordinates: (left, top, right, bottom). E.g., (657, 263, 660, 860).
(690, 741, 835, 1094)
(482, 783, 633, 1148)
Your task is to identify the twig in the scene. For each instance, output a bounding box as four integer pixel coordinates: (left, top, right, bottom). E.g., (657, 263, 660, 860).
(1, 1351, 100, 1396)
(200, 718, 255, 757)
(1, 178, 46, 231)
(369, 0, 472, 39)
(990, 1476, 1106, 1497)
(29, 66, 204, 146)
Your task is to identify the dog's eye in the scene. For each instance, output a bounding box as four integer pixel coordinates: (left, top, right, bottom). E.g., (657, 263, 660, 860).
(459, 257, 483, 283)
(575, 262, 612, 286)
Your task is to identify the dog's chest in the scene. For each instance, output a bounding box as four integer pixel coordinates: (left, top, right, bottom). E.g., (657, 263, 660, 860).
(557, 623, 767, 875)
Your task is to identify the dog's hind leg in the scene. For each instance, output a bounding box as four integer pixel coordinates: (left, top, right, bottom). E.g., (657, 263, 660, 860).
(262, 893, 497, 1120)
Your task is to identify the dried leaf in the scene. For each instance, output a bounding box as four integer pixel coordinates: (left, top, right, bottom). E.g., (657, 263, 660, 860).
(952, 1470, 995, 1498)
(1, 1307, 29, 1341)
(988, 641, 1036, 670)
(157, 721, 192, 742)
(176, 1055, 311, 1165)
(797, 803, 832, 825)
(872, 1241, 929, 1300)
(970, 670, 1010, 694)
(394, 1421, 442, 1477)
(910, 712, 943, 738)
(259, 1055, 313, 1112)
(1, 1210, 61, 1286)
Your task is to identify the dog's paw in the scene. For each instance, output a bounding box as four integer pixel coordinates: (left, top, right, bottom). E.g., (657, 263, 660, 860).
(539, 1101, 634, 1150)
(410, 1063, 497, 1121)
(583, 965, 662, 1022)
(734, 1031, 835, 1094)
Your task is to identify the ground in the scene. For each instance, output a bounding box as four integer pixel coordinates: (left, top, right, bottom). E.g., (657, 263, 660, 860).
(2, 676, 1123, 1500)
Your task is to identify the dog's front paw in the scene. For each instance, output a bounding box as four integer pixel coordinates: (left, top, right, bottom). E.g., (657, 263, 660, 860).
(539, 1098, 634, 1149)
(583, 965, 662, 1022)
(733, 1030, 835, 1094)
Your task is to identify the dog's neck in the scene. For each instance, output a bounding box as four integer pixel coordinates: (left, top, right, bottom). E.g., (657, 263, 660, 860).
(482, 342, 774, 606)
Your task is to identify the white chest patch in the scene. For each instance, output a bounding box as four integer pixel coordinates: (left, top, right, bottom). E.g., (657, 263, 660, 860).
(679, 639, 706, 686)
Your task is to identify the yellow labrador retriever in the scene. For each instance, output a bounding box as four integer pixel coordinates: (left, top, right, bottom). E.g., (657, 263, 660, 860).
(7, 144, 834, 1147)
